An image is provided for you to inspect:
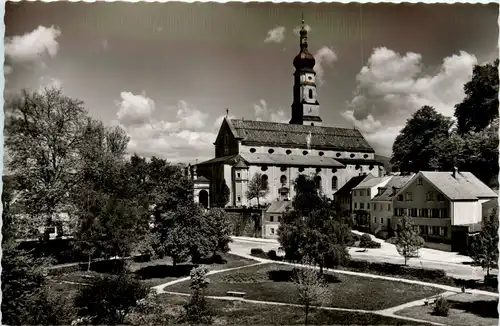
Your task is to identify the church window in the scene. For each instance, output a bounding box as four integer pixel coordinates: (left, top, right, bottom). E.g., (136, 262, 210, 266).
(268, 149, 274, 154)
(319, 151, 324, 156)
(298, 167, 305, 173)
(237, 196, 241, 202)
(336, 153, 341, 157)
(308, 89, 313, 99)
(332, 168, 337, 173)
(316, 168, 321, 173)
(314, 176, 322, 188)
(262, 174, 269, 186)
(261, 166, 268, 171)
(308, 76, 312, 80)
(364, 154, 369, 158)
(286, 149, 292, 155)
(350, 153, 355, 158)
(303, 151, 308, 155)
(250, 148, 256, 153)
(280, 167, 287, 172)
(355, 165, 361, 170)
(311, 123, 314, 126)
(369, 165, 374, 170)
(280, 175, 287, 185)
(332, 176, 338, 190)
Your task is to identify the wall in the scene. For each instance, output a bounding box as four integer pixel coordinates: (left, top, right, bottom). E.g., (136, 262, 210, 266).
(370, 200, 394, 233)
(214, 122, 240, 158)
(240, 145, 375, 160)
(352, 178, 391, 213)
(263, 212, 283, 239)
(451, 201, 481, 225)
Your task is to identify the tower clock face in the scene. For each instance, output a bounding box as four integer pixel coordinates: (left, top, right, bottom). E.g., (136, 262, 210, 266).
(303, 104, 318, 116)
(301, 73, 315, 84)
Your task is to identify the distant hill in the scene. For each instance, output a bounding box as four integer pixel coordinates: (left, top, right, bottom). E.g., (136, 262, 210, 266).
(375, 154, 393, 173)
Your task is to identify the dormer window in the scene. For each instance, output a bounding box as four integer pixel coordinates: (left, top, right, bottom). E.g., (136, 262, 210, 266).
(268, 149, 274, 154)
(286, 149, 292, 155)
(250, 148, 256, 153)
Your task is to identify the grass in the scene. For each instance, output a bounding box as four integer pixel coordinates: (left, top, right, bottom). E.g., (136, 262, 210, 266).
(156, 293, 432, 325)
(396, 293, 499, 326)
(49, 253, 258, 287)
(167, 263, 443, 311)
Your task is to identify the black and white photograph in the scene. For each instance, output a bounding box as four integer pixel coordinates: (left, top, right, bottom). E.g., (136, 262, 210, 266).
(2, 1, 499, 325)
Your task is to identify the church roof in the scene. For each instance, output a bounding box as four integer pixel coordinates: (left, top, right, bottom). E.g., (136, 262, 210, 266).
(195, 176, 210, 183)
(334, 174, 371, 198)
(198, 153, 344, 168)
(233, 160, 248, 168)
(226, 119, 374, 153)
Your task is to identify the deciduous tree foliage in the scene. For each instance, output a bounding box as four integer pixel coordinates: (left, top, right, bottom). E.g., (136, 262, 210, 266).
(278, 174, 351, 274)
(214, 179, 230, 208)
(390, 106, 453, 173)
(246, 172, 270, 207)
(469, 208, 499, 276)
(204, 207, 233, 258)
(455, 59, 499, 135)
(181, 266, 213, 325)
(394, 215, 425, 265)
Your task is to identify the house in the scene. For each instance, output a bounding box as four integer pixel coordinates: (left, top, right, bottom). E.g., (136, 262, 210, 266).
(351, 176, 393, 228)
(263, 200, 293, 239)
(333, 174, 372, 213)
(392, 169, 498, 252)
(194, 19, 385, 208)
(370, 175, 413, 237)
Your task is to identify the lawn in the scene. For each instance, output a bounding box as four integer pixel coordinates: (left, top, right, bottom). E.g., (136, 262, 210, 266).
(166, 263, 443, 310)
(49, 253, 258, 287)
(156, 294, 432, 325)
(396, 293, 499, 326)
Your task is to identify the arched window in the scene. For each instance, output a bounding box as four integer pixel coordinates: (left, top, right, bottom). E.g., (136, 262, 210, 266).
(314, 175, 322, 189)
(261, 174, 269, 187)
(308, 89, 313, 99)
(332, 176, 338, 190)
(280, 175, 287, 185)
(250, 148, 256, 153)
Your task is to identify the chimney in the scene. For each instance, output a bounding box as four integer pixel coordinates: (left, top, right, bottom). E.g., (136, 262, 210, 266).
(453, 166, 458, 179)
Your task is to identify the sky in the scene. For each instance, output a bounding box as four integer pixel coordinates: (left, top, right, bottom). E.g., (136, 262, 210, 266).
(4, 2, 499, 163)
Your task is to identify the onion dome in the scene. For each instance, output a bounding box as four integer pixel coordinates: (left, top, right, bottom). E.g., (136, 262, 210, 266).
(293, 19, 316, 70)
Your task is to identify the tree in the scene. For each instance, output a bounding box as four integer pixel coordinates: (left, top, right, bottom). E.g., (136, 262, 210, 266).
(205, 208, 233, 258)
(181, 266, 213, 325)
(455, 59, 499, 135)
(4, 87, 90, 240)
(292, 263, 329, 325)
(390, 106, 453, 173)
(394, 215, 425, 265)
(214, 179, 230, 208)
(74, 274, 149, 325)
(246, 172, 270, 208)
(278, 174, 351, 274)
(469, 208, 499, 276)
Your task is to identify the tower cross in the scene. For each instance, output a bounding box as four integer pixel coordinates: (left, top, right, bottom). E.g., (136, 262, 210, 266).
(225, 108, 229, 117)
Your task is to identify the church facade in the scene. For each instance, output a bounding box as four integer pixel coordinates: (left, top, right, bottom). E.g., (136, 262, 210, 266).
(195, 20, 385, 208)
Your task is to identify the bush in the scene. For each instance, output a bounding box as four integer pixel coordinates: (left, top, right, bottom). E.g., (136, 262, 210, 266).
(362, 240, 381, 249)
(386, 237, 398, 244)
(250, 248, 267, 258)
(433, 297, 450, 316)
(267, 250, 277, 260)
(360, 233, 372, 243)
(351, 233, 360, 241)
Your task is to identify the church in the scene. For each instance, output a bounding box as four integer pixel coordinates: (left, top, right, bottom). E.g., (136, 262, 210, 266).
(192, 20, 385, 209)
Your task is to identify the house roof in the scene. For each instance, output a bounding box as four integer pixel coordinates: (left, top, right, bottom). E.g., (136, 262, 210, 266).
(198, 153, 345, 168)
(233, 160, 248, 168)
(371, 175, 413, 201)
(266, 200, 293, 213)
(400, 171, 498, 201)
(334, 174, 371, 197)
(226, 118, 375, 153)
(195, 176, 210, 183)
(353, 176, 392, 190)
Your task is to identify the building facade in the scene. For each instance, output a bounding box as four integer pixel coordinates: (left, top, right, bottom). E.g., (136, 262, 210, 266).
(196, 20, 385, 208)
(263, 201, 293, 239)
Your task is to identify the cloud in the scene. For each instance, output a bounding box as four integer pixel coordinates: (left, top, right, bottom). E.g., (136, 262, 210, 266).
(264, 26, 286, 43)
(293, 24, 312, 37)
(343, 47, 477, 156)
(101, 39, 109, 51)
(5, 25, 61, 63)
(115, 92, 216, 161)
(38, 76, 62, 91)
(313, 46, 337, 85)
(252, 99, 289, 123)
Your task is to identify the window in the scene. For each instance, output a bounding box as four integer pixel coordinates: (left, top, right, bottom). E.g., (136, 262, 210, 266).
(268, 148, 274, 154)
(437, 194, 444, 201)
(280, 175, 287, 185)
(432, 208, 440, 218)
(353, 190, 356, 196)
(419, 225, 425, 234)
(374, 203, 377, 210)
(316, 168, 321, 173)
(360, 190, 365, 196)
(332, 176, 338, 190)
(298, 167, 305, 172)
(270, 216, 274, 222)
(314, 176, 322, 189)
(381, 218, 384, 224)
(270, 228, 275, 234)
(367, 203, 370, 209)
(319, 151, 324, 156)
(308, 89, 313, 99)
(422, 209, 429, 217)
(336, 153, 341, 157)
(354, 202, 358, 209)
(280, 166, 287, 172)
(237, 196, 241, 202)
(261, 166, 268, 171)
(261, 174, 268, 187)
(374, 217, 377, 223)
(432, 226, 440, 235)
(397, 195, 403, 201)
(350, 153, 355, 158)
(440, 227, 448, 236)
(332, 168, 337, 173)
(426, 191, 435, 201)
(237, 172, 241, 178)
(360, 203, 365, 209)
(250, 148, 256, 153)
(417, 177, 423, 185)
(405, 192, 413, 201)
(440, 208, 448, 218)
(278, 216, 281, 223)
(286, 149, 292, 155)
(387, 204, 391, 211)
(367, 189, 371, 197)
(364, 154, 369, 158)
(303, 150, 308, 155)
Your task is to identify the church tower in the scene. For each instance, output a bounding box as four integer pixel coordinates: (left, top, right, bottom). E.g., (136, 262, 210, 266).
(289, 18, 322, 126)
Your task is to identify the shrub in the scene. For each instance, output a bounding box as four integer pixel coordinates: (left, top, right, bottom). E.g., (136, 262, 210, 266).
(360, 233, 372, 243)
(433, 297, 450, 316)
(351, 233, 360, 241)
(250, 248, 267, 258)
(267, 250, 278, 260)
(386, 237, 398, 244)
(180, 267, 213, 325)
(362, 240, 381, 249)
